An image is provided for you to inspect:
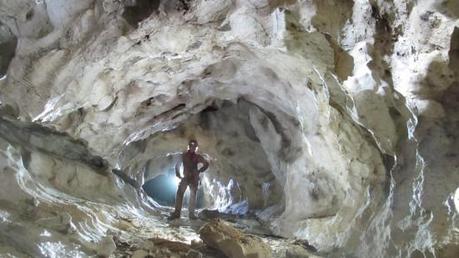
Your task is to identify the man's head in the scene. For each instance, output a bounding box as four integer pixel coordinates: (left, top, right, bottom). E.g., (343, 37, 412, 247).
(188, 139, 198, 153)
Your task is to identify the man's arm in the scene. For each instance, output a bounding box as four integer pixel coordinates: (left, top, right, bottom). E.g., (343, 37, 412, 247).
(197, 155, 209, 173)
(175, 155, 183, 178)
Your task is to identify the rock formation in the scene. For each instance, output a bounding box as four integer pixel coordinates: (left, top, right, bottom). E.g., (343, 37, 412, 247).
(0, 0, 458, 257)
(199, 219, 272, 258)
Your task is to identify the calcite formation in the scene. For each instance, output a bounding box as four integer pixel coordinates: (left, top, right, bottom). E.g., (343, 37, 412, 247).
(0, 0, 458, 257)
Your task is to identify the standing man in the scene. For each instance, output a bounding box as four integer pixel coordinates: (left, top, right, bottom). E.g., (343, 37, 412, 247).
(169, 139, 209, 220)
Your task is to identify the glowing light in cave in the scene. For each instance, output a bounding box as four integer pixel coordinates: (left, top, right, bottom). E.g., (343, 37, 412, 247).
(142, 174, 178, 206)
(172, 175, 180, 187)
(454, 187, 459, 213)
(142, 173, 205, 207)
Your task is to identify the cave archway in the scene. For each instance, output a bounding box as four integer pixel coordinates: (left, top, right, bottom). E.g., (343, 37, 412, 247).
(120, 99, 284, 215)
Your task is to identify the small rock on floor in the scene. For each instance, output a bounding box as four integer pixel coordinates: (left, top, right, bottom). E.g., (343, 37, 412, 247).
(131, 249, 149, 258)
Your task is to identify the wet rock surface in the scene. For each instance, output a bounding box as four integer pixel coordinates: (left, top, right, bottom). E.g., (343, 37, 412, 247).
(110, 219, 283, 258)
(0, 0, 459, 257)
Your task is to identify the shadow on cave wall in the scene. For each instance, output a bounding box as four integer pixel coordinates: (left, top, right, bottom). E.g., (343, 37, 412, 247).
(123, 0, 161, 27)
(122, 0, 196, 28)
(0, 22, 17, 77)
(435, 0, 459, 19)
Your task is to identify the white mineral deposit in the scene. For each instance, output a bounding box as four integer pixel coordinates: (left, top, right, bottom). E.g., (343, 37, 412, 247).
(0, 0, 458, 257)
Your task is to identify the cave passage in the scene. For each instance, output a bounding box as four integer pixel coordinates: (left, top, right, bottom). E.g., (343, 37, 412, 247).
(121, 100, 284, 215)
(142, 173, 205, 208)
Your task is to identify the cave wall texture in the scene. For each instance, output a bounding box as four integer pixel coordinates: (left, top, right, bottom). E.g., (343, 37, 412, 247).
(0, 0, 458, 257)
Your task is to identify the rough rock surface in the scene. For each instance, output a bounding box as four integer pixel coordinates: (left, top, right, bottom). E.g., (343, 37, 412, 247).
(0, 0, 458, 257)
(199, 219, 273, 258)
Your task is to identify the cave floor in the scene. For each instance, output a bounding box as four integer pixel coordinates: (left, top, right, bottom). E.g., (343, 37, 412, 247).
(109, 207, 318, 258)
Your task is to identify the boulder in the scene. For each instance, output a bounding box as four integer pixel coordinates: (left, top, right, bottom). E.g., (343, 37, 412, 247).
(199, 219, 272, 258)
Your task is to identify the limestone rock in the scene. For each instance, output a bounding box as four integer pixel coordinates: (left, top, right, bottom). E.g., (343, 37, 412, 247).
(285, 240, 319, 258)
(97, 235, 117, 257)
(131, 249, 149, 258)
(199, 219, 272, 258)
(185, 249, 203, 258)
(192, 0, 233, 24)
(150, 237, 193, 253)
(0, 0, 459, 257)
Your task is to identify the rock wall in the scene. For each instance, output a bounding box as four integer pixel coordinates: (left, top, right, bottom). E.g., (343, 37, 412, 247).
(0, 0, 458, 257)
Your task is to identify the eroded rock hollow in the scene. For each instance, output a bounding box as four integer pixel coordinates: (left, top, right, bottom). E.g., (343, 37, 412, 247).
(0, 0, 458, 257)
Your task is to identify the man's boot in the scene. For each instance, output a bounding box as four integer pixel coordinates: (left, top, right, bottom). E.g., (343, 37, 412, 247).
(168, 212, 180, 220)
(189, 213, 197, 220)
